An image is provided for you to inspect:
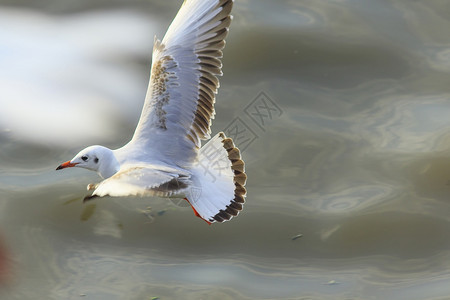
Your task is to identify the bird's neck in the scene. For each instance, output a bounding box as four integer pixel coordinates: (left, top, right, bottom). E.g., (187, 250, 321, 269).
(98, 152, 120, 179)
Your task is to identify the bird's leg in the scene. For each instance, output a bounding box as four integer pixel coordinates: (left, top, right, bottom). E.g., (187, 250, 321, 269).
(184, 198, 211, 225)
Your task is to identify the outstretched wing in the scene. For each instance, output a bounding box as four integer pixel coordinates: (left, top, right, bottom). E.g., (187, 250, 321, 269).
(128, 0, 233, 168)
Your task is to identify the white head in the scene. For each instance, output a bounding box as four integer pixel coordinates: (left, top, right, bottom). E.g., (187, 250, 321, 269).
(56, 145, 120, 179)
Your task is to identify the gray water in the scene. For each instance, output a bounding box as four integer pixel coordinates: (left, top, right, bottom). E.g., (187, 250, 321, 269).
(1, 0, 450, 299)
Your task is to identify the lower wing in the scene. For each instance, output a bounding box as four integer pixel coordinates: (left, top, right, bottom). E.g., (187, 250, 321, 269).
(87, 164, 191, 199)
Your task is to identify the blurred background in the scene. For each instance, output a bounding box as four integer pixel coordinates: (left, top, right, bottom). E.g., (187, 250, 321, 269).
(1, 0, 450, 299)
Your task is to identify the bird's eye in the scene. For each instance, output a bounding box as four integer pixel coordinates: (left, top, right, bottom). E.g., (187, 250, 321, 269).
(94, 158, 99, 164)
(81, 155, 88, 162)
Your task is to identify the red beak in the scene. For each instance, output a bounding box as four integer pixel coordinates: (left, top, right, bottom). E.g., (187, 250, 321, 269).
(56, 161, 78, 170)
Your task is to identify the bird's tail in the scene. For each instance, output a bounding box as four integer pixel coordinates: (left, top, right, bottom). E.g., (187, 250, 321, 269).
(186, 132, 247, 224)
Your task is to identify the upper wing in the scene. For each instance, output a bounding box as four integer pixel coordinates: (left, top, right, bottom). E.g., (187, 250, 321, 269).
(128, 0, 233, 168)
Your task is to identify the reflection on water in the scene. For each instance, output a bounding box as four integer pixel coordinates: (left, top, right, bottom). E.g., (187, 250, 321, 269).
(1, 0, 450, 299)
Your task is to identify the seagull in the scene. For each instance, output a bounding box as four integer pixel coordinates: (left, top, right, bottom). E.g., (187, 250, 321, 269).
(56, 0, 246, 224)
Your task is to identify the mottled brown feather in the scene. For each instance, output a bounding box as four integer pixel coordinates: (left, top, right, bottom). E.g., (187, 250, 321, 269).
(227, 148, 241, 160)
(229, 202, 242, 210)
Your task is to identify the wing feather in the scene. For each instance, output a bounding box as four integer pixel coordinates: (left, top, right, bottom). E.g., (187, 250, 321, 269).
(126, 0, 234, 168)
(91, 164, 191, 198)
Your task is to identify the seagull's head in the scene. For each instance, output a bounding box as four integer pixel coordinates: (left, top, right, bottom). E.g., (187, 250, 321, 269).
(56, 145, 120, 179)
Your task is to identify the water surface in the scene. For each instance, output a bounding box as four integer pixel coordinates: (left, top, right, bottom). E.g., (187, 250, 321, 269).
(1, 0, 450, 299)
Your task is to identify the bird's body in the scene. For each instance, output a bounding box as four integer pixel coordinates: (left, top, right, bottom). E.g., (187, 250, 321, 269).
(56, 0, 246, 224)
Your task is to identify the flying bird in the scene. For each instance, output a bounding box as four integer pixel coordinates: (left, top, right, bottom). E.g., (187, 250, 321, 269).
(56, 0, 246, 224)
